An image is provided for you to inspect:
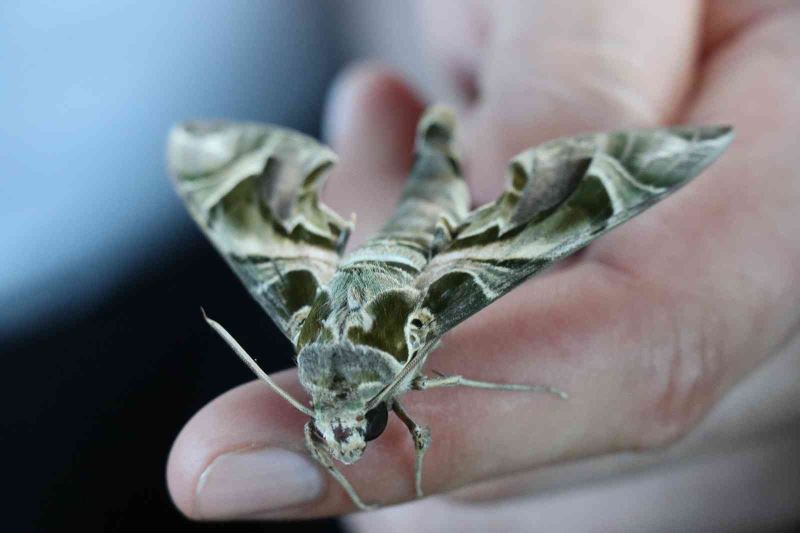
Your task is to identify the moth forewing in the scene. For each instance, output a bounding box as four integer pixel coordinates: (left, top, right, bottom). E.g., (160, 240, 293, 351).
(170, 107, 733, 511)
(168, 120, 351, 342)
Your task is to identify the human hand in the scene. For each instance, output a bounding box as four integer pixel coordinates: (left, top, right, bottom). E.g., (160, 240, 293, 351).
(167, 0, 800, 522)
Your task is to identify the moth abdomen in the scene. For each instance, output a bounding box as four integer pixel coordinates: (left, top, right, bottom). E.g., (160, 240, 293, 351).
(359, 106, 471, 268)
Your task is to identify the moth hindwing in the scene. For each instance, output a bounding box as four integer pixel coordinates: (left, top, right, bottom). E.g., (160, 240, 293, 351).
(168, 106, 733, 510)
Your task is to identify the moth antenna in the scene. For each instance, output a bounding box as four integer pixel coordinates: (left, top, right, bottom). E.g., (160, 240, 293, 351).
(201, 309, 314, 417)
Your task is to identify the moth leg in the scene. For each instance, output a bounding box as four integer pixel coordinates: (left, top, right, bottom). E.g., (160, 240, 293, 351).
(392, 401, 431, 499)
(303, 422, 377, 512)
(412, 372, 568, 400)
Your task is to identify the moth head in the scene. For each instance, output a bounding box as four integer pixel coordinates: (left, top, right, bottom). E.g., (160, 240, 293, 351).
(297, 343, 400, 463)
(308, 402, 388, 464)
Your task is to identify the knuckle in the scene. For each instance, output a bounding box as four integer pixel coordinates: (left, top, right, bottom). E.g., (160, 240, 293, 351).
(631, 292, 727, 449)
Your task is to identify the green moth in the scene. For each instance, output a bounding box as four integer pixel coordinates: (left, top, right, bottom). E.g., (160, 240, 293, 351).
(168, 107, 732, 510)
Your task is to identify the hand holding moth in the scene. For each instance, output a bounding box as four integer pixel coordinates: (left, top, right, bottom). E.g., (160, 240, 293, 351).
(167, 0, 800, 522)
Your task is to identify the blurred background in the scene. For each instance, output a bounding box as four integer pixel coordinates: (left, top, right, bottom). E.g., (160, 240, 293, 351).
(3, 2, 800, 532)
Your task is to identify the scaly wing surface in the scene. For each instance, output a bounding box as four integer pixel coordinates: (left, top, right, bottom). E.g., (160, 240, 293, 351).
(414, 126, 734, 341)
(168, 121, 351, 343)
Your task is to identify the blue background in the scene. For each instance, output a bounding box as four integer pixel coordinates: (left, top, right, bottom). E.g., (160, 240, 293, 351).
(1, 0, 341, 337)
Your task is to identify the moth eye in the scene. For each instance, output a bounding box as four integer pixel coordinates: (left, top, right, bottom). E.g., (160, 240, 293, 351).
(364, 403, 389, 442)
(410, 318, 423, 328)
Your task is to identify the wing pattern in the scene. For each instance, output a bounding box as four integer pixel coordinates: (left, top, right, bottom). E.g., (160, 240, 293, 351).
(413, 126, 734, 340)
(168, 121, 351, 341)
(168, 113, 733, 353)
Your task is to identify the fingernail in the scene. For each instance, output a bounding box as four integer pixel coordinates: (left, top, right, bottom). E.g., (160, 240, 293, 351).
(195, 448, 324, 518)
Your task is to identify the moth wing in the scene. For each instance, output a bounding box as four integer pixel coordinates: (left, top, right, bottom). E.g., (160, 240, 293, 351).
(168, 121, 351, 343)
(413, 125, 734, 340)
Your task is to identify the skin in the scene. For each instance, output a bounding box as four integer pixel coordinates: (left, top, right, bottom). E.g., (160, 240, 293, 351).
(167, 0, 800, 523)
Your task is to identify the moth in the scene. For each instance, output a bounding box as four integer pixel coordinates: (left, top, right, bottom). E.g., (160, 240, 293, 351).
(168, 106, 732, 510)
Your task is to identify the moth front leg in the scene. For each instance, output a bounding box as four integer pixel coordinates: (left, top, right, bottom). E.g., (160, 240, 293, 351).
(412, 372, 568, 400)
(303, 422, 376, 512)
(391, 401, 431, 499)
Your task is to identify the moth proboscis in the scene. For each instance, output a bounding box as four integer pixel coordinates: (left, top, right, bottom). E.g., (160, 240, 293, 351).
(168, 106, 733, 510)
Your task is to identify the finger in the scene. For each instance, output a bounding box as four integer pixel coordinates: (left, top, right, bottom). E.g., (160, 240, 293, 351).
(166, 372, 313, 520)
(678, 5, 800, 378)
(168, 257, 698, 520)
(418, 0, 702, 203)
(439, 3, 800, 502)
(435, 1, 800, 503)
(702, 0, 796, 49)
(168, 7, 800, 521)
(320, 63, 426, 246)
(413, 0, 490, 104)
(165, 273, 613, 520)
(586, 2, 800, 370)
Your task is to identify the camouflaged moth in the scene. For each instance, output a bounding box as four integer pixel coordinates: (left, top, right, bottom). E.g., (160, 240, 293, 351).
(168, 106, 733, 510)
